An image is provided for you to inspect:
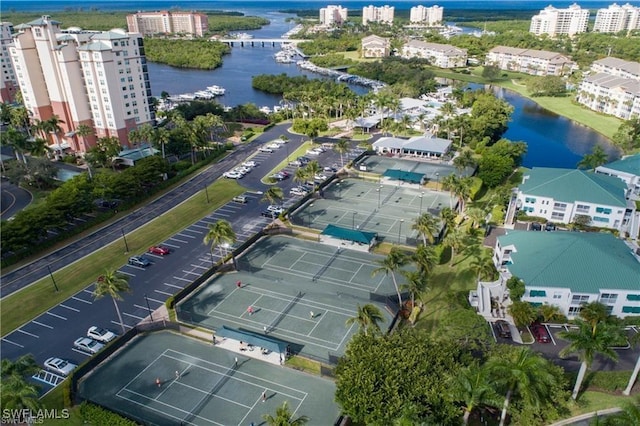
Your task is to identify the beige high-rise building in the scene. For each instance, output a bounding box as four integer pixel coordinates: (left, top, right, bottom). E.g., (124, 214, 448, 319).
(409, 5, 444, 26)
(9, 16, 154, 153)
(126, 11, 209, 37)
(1, 22, 18, 103)
(529, 3, 589, 37)
(594, 3, 640, 33)
(319, 5, 348, 26)
(362, 5, 395, 25)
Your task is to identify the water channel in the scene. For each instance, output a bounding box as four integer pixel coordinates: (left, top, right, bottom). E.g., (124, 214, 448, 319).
(146, 10, 620, 169)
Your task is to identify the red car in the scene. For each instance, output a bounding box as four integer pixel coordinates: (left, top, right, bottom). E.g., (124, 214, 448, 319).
(530, 323, 551, 343)
(148, 245, 170, 255)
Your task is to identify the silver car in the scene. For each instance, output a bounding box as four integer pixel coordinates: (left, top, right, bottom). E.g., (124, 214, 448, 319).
(44, 357, 77, 376)
(87, 326, 117, 343)
(74, 337, 105, 354)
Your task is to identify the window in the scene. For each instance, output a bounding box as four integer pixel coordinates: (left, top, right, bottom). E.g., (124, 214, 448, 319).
(593, 216, 609, 223)
(553, 202, 567, 211)
(551, 212, 564, 220)
(553, 292, 562, 299)
(525, 197, 537, 204)
(600, 293, 618, 304)
(571, 295, 590, 304)
(576, 204, 589, 213)
(568, 306, 582, 316)
(627, 294, 640, 301)
(622, 306, 640, 314)
(595, 207, 612, 214)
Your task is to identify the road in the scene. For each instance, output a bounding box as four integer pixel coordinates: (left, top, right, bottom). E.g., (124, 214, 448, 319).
(0, 126, 361, 392)
(0, 178, 33, 220)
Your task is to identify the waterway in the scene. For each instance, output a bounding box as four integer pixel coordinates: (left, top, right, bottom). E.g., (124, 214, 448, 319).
(145, 11, 620, 169)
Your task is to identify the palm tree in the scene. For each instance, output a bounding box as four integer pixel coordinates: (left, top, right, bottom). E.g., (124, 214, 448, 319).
(487, 347, 556, 426)
(304, 161, 321, 192)
(579, 301, 609, 332)
(507, 301, 537, 327)
(470, 251, 496, 281)
(400, 270, 429, 307)
(203, 219, 237, 260)
(261, 187, 284, 221)
(93, 270, 131, 334)
(451, 363, 500, 425)
(465, 207, 486, 229)
(538, 304, 564, 323)
(443, 226, 465, 267)
(28, 137, 52, 158)
(558, 319, 623, 400)
(453, 148, 476, 172)
(413, 244, 437, 277)
(154, 127, 170, 159)
(411, 212, 440, 246)
(440, 207, 457, 232)
(345, 304, 385, 336)
(263, 401, 309, 425)
(42, 115, 65, 153)
(0, 375, 42, 412)
(293, 167, 309, 187)
(372, 247, 408, 306)
(334, 139, 350, 168)
(440, 174, 458, 209)
(4, 127, 30, 163)
(453, 177, 472, 212)
(75, 124, 93, 152)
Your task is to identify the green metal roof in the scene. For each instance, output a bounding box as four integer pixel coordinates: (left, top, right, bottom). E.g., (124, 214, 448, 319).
(520, 168, 627, 207)
(216, 325, 286, 354)
(383, 169, 425, 184)
(601, 153, 640, 176)
(499, 230, 640, 294)
(321, 224, 376, 244)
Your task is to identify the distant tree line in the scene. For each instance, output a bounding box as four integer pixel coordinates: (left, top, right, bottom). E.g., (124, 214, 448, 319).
(144, 39, 230, 69)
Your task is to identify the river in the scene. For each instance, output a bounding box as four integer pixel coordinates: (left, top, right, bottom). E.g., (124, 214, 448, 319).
(146, 10, 620, 169)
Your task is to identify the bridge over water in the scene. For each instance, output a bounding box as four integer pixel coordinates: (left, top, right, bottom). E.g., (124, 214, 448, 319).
(218, 38, 305, 47)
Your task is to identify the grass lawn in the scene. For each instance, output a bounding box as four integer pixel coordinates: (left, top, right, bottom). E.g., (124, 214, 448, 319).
(1, 179, 244, 335)
(569, 391, 634, 417)
(338, 50, 377, 63)
(260, 141, 314, 184)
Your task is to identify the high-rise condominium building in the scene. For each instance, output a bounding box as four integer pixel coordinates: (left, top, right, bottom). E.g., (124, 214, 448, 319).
(319, 5, 348, 26)
(409, 5, 444, 26)
(362, 5, 395, 25)
(594, 3, 640, 33)
(9, 16, 154, 153)
(1, 22, 18, 103)
(126, 11, 209, 37)
(529, 3, 589, 37)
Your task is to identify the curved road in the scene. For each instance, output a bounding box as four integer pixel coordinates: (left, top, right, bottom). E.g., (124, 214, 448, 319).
(0, 123, 292, 298)
(1, 178, 33, 220)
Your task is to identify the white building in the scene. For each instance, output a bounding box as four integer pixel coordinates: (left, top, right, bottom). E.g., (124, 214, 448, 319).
(9, 16, 154, 153)
(596, 153, 640, 199)
(515, 167, 633, 232)
(486, 46, 577, 76)
(577, 57, 640, 121)
(481, 230, 640, 320)
(361, 35, 390, 58)
(401, 40, 467, 68)
(0, 22, 18, 103)
(319, 5, 348, 26)
(409, 5, 444, 26)
(126, 11, 209, 37)
(529, 3, 589, 37)
(372, 135, 452, 158)
(362, 5, 395, 25)
(594, 3, 640, 33)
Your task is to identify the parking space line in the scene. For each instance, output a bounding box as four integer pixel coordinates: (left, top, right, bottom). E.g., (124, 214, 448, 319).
(146, 296, 164, 304)
(173, 276, 191, 282)
(123, 312, 144, 320)
(83, 289, 94, 295)
(190, 264, 208, 270)
(190, 224, 208, 230)
(210, 212, 230, 218)
(17, 329, 39, 338)
(164, 283, 183, 289)
(45, 311, 67, 320)
(72, 296, 92, 304)
(182, 270, 200, 276)
(181, 228, 202, 235)
(154, 289, 173, 296)
(162, 242, 181, 248)
(118, 269, 137, 275)
(169, 237, 188, 244)
(176, 233, 196, 239)
(145, 253, 164, 259)
(2, 338, 24, 348)
(134, 304, 158, 311)
(110, 320, 133, 329)
(72, 348, 91, 356)
(32, 321, 53, 329)
(59, 304, 80, 312)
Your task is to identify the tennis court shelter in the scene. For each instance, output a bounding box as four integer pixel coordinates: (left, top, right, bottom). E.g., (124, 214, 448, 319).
(78, 330, 339, 426)
(178, 236, 397, 363)
(357, 154, 475, 183)
(320, 224, 377, 252)
(291, 179, 455, 245)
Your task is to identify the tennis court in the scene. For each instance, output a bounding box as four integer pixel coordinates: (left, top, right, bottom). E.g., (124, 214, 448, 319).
(292, 179, 454, 243)
(357, 155, 474, 180)
(79, 331, 339, 425)
(179, 236, 396, 362)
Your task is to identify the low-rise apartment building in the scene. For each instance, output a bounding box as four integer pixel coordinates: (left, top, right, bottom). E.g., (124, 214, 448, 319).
(361, 35, 390, 58)
(401, 40, 467, 68)
(126, 11, 208, 37)
(486, 46, 577, 76)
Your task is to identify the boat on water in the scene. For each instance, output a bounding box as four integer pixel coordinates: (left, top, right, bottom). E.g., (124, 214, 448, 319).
(194, 90, 216, 99)
(207, 85, 226, 96)
(259, 106, 272, 114)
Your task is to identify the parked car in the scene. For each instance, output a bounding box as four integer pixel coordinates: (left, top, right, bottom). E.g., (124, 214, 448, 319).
(273, 138, 288, 145)
(234, 166, 251, 174)
(267, 205, 284, 215)
(232, 195, 248, 204)
(298, 156, 310, 164)
(324, 165, 338, 173)
(148, 245, 170, 255)
(242, 161, 257, 168)
(530, 222, 542, 231)
(261, 210, 277, 218)
(290, 187, 309, 196)
(306, 149, 320, 156)
(530, 323, 551, 343)
(545, 222, 556, 232)
(314, 174, 327, 181)
(223, 171, 243, 179)
(128, 255, 151, 268)
(289, 160, 302, 167)
(44, 357, 77, 376)
(280, 171, 290, 178)
(271, 173, 287, 181)
(258, 146, 273, 153)
(495, 320, 512, 338)
(266, 143, 281, 150)
(87, 326, 117, 343)
(74, 337, 105, 354)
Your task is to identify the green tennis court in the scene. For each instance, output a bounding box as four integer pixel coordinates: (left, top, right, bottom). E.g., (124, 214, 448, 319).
(178, 236, 396, 362)
(292, 179, 454, 243)
(357, 155, 474, 179)
(79, 331, 339, 425)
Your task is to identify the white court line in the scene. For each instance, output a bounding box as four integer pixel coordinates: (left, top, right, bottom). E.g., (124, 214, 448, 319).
(111, 320, 133, 329)
(123, 312, 144, 320)
(59, 304, 80, 312)
(116, 390, 219, 426)
(17, 329, 39, 338)
(262, 262, 372, 294)
(32, 321, 53, 329)
(176, 233, 196, 239)
(308, 315, 324, 335)
(337, 322, 357, 350)
(72, 296, 92, 304)
(155, 289, 173, 296)
(2, 338, 24, 348)
(162, 242, 181, 248)
(173, 276, 191, 282)
(164, 283, 183, 289)
(169, 237, 189, 244)
(238, 395, 263, 426)
(45, 311, 67, 320)
(242, 286, 354, 316)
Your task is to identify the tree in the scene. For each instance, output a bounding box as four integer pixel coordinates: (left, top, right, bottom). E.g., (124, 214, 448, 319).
(470, 251, 496, 281)
(506, 276, 525, 301)
(93, 270, 131, 334)
(345, 304, 385, 336)
(203, 219, 237, 260)
(578, 301, 609, 332)
(413, 244, 438, 277)
(602, 397, 640, 425)
(443, 226, 465, 267)
(304, 160, 321, 192)
(261, 187, 284, 220)
(451, 363, 501, 425)
(401, 270, 429, 307)
(538, 304, 565, 323)
(558, 319, 623, 400)
(453, 148, 476, 173)
(372, 247, 408, 306)
(577, 145, 608, 170)
(487, 346, 557, 426)
(411, 212, 440, 246)
(612, 118, 640, 151)
(482, 65, 501, 81)
(262, 401, 309, 426)
(334, 138, 350, 168)
(508, 301, 537, 328)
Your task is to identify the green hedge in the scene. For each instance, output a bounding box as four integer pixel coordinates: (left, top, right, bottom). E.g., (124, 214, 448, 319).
(566, 370, 632, 393)
(78, 403, 138, 425)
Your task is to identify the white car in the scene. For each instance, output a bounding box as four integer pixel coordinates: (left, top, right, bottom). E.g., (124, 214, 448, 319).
(233, 166, 250, 175)
(314, 174, 328, 181)
(74, 337, 105, 354)
(266, 143, 281, 150)
(306, 149, 320, 156)
(267, 205, 285, 214)
(258, 146, 273, 153)
(223, 171, 243, 179)
(290, 187, 309, 196)
(242, 161, 257, 168)
(44, 357, 77, 376)
(87, 326, 117, 343)
(273, 138, 288, 145)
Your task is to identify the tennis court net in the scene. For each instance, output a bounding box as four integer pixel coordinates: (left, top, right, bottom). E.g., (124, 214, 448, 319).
(266, 291, 303, 333)
(312, 247, 341, 282)
(182, 362, 238, 424)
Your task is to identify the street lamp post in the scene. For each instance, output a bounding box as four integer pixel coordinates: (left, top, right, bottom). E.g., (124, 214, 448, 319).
(144, 294, 154, 321)
(419, 192, 424, 215)
(398, 219, 404, 244)
(209, 250, 215, 266)
(121, 229, 130, 253)
(435, 172, 440, 191)
(47, 265, 59, 292)
(352, 211, 357, 230)
(308, 203, 314, 227)
(377, 187, 381, 209)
